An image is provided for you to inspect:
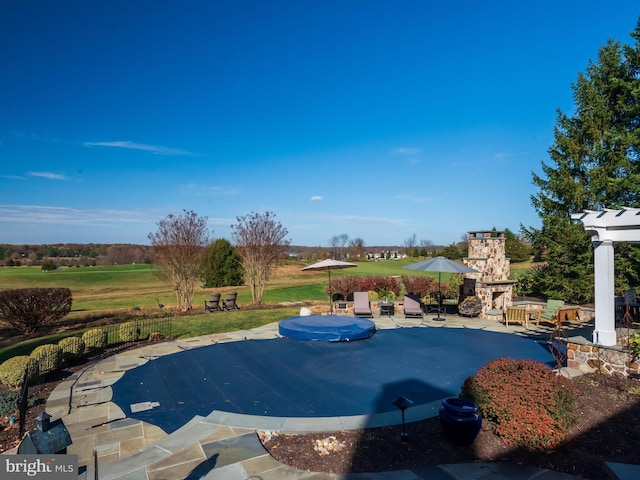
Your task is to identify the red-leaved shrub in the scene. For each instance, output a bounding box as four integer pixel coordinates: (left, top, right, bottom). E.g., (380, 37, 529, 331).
(461, 358, 576, 451)
(401, 275, 436, 297)
(328, 276, 401, 300)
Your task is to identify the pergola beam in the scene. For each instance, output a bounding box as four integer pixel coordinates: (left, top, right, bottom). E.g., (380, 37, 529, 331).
(572, 207, 640, 346)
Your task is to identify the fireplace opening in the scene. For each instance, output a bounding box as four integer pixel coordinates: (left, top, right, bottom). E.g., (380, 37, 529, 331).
(492, 291, 506, 310)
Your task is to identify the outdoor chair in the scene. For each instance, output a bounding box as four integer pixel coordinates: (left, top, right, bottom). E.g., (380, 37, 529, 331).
(557, 305, 582, 325)
(504, 305, 528, 328)
(624, 289, 638, 306)
(223, 292, 240, 310)
(536, 299, 565, 326)
(617, 289, 640, 325)
(204, 293, 223, 312)
(403, 294, 423, 319)
(353, 292, 373, 318)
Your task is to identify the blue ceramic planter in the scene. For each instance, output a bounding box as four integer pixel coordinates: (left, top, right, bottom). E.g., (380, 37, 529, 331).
(439, 397, 482, 446)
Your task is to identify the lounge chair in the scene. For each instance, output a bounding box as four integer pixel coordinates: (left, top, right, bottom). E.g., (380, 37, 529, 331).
(353, 292, 373, 318)
(536, 299, 565, 326)
(403, 294, 423, 319)
(205, 293, 223, 312)
(504, 305, 528, 328)
(223, 292, 240, 310)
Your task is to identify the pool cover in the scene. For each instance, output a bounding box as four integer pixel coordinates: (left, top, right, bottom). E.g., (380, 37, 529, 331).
(278, 315, 376, 341)
(111, 327, 554, 433)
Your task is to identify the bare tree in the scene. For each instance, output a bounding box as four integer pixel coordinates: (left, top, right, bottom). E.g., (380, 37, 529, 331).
(404, 233, 417, 254)
(232, 211, 290, 304)
(148, 210, 211, 312)
(349, 237, 365, 258)
(329, 234, 350, 260)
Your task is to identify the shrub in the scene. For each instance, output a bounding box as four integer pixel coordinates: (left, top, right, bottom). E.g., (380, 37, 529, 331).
(0, 390, 37, 416)
(0, 356, 39, 388)
(328, 276, 402, 301)
(119, 322, 141, 342)
(30, 344, 63, 374)
(461, 357, 576, 451)
(41, 259, 57, 272)
(82, 328, 108, 351)
(401, 275, 435, 298)
(358, 276, 401, 298)
(58, 336, 85, 362)
(0, 287, 72, 333)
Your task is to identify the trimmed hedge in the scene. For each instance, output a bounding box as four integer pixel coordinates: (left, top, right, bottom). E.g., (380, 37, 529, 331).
(119, 322, 140, 342)
(30, 344, 63, 374)
(0, 355, 39, 388)
(82, 328, 107, 351)
(58, 337, 85, 362)
(0, 287, 72, 333)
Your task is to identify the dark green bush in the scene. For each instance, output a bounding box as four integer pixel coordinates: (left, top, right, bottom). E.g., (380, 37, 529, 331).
(119, 322, 140, 342)
(58, 337, 85, 362)
(82, 328, 107, 351)
(30, 344, 63, 374)
(0, 287, 72, 333)
(0, 356, 39, 388)
(461, 357, 577, 451)
(41, 259, 57, 271)
(0, 390, 37, 416)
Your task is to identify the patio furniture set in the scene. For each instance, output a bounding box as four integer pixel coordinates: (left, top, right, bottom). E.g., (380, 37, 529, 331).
(204, 292, 240, 312)
(503, 300, 582, 329)
(352, 291, 426, 320)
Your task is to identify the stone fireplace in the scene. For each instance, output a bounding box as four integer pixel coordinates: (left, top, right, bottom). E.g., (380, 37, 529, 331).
(463, 231, 516, 319)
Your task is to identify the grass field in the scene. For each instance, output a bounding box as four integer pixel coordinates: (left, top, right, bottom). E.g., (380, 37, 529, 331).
(0, 258, 530, 361)
(0, 257, 518, 322)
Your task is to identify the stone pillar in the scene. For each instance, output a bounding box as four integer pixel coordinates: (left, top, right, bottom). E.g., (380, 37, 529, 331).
(593, 240, 616, 346)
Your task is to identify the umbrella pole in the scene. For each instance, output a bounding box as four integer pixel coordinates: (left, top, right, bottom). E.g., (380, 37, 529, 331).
(328, 267, 333, 314)
(434, 271, 445, 321)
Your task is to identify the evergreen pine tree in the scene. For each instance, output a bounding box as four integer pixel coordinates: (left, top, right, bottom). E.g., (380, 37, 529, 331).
(201, 238, 244, 288)
(524, 20, 640, 303)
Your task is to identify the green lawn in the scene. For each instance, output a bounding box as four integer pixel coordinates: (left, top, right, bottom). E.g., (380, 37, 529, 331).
(0, 259, 530, 363)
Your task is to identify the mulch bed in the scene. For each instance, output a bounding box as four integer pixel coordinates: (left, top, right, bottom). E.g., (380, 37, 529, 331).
(261, 373, 640, 479)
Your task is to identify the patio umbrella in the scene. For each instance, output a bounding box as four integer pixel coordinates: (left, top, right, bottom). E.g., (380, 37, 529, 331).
(302, 259, 357, 314)
(403, 256, 479, 320)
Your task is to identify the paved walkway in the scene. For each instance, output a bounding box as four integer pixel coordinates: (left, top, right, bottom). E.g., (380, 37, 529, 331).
(33, 313, 631, 479)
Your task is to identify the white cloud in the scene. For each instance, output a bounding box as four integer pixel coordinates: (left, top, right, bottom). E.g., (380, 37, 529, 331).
(395, 147, 422, 155)
(310, 195, 323, 201)
(0, 174, 25, 180)
(296, 212, 409, 227)
(394, 193, 434, 203)
(178, 183, 240, 196)
(27, 171, 67, 180)
(84, 141, 197, 156)
(0, 205, 155, 226)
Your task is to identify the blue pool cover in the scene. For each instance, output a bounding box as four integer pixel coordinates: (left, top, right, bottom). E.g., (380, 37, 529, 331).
(278, 315, 376, 341)
(111, 327, 554, 434)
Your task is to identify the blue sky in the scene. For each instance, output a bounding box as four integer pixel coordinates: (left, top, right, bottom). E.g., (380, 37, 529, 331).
(1, 1, 638, 247)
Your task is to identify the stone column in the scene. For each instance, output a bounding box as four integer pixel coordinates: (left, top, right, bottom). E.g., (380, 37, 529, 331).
(593, 240, 616, 346)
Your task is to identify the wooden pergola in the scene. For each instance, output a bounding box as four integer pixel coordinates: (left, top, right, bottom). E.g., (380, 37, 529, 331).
(572, 207, 640, 346)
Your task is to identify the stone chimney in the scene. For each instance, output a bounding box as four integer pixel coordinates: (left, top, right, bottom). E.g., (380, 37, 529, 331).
(463, 231, 516, 318)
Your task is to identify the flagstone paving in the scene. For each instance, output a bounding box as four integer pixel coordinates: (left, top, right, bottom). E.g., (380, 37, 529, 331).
(35, 311, 635, 479)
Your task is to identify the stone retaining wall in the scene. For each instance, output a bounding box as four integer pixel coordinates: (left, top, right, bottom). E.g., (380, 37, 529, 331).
(567, 330, 640, 377)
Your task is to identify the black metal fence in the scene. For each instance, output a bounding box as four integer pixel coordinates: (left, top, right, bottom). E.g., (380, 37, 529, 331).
(422, 292, 459, 314)
(16, 316, 172, 436)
